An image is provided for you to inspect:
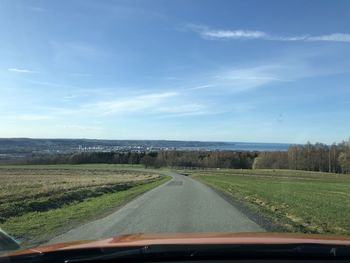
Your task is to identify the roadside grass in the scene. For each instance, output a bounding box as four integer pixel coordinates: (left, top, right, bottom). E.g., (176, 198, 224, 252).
(1, 177, 170, 246)
(0, 164, 162, 221)
(0, 164, 144, 169)
(184, 169, 350, 235)
(0, 164, 170, 246)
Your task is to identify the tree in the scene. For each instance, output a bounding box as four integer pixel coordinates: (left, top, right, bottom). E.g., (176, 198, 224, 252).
(140, 154, 157, 168)
(253, 152, 288, 169)
(338, 152, 350, 174)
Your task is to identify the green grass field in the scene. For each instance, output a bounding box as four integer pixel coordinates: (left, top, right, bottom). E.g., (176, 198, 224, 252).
(182, 169, 350, 235)
(0, 164, 169, 245)
(2, 164, 350, 245)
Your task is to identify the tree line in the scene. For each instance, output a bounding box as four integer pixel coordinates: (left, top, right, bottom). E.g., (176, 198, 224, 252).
(13, 151, 257, 169)
(253, 140, 350, 173)
(5, 139, 350, 174)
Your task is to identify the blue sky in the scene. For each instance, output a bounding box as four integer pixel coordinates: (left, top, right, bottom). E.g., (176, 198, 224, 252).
(0, 0, 350, 143)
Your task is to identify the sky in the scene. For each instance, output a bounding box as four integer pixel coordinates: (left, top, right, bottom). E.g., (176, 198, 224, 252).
(0, 0, 350, 144)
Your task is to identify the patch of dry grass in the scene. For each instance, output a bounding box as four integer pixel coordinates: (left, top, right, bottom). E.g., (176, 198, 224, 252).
(0, 165, 161, 221)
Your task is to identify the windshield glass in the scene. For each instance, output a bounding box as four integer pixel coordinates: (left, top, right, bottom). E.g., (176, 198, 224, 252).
(0, 0, 350, 252)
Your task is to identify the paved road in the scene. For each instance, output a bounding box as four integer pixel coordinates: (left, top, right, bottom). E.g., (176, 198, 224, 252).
(49, 172, 264, 244)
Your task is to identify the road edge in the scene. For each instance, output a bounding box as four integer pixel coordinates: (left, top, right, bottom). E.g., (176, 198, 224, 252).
(190, 176, 288, 233)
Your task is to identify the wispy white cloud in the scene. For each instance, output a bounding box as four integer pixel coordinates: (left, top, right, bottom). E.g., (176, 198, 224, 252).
(190, 25, 350, 43)
(267, 35, 309, 41)
(187, 84, 215, 90)
(8, 68, 37, 73)
(25, 79, 78, 89)
(308, 33, 350, 42)
(183, 53, 332, 93)
(90, 92, 179, 116)
(185, 64, 288, 93)
(213, 65, 283, 89)
(203, 29, 267, 39)
(46, 91, 209, 118)
(63, 95, 77, 100)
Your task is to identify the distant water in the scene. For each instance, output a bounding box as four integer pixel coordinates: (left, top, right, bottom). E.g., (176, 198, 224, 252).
(180, 142, 290, 152)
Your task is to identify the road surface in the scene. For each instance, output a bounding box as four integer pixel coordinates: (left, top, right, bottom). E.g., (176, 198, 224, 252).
(49, 172, 264, 244)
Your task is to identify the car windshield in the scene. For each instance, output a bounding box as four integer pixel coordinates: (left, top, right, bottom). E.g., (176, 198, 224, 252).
(0, 0, 350, 253)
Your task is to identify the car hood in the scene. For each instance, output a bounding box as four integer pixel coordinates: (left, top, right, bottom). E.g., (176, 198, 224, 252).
(5, 232, 350, 257)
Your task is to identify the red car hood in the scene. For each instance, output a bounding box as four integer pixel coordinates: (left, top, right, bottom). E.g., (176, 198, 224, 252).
(6, 232, 350, 257)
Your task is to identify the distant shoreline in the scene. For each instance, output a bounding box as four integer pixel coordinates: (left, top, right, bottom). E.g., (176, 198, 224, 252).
(0, 138, 291, 155)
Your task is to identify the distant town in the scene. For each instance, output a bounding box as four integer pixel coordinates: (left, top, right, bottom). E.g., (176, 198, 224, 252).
(0, 138, 290, 161)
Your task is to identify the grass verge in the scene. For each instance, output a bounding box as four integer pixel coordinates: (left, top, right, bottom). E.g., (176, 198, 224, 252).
(0, 165, 162, 223)
(0, 176, 170, 246)
(186, 169, 350, 235)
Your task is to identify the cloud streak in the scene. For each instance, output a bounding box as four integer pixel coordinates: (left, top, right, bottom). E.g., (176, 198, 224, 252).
(90, 92, 179, 116)
(308, 33, 350, 42)
(203, 29, 267, 39)
(182, 52, 335, 94)
(191, 25, 350, 43)
(8, 68, 37, 73)
(46, 91, 208, 118)
(184, 64, 289, 93)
